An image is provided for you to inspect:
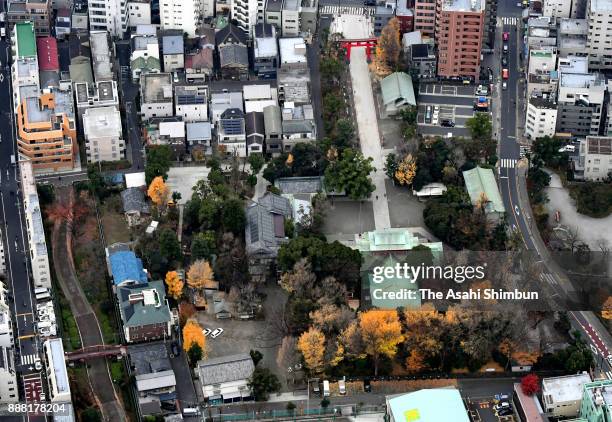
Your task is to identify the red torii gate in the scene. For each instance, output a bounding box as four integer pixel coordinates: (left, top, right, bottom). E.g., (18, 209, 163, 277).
(340, 38, 377, 60)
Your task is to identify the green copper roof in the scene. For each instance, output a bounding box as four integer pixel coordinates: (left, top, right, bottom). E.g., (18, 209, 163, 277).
(355, 228, 443, 254)
(381, 72, 416, 107)
(462, 166, 505, 215)
(16, 22, 37, 58)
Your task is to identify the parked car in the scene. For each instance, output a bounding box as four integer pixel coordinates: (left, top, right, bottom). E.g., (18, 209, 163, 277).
(210, 328, 224, 338)
(323, 380, 330, 397)
(494, 394, 509, 404)
(475, 85, 489, 96)
(363, 379, 371, 393)
(338, 379, 346, 395)
(503, 44, 508, 53)
(441, 119, 455, 127)
(502, 56, 508, 66)
(424, 105, 433, 124)
(493, 402, 511, 412)
(502, 68, 509, 79)
(502, 82, 507, 90)
(503, 32, 509, 41)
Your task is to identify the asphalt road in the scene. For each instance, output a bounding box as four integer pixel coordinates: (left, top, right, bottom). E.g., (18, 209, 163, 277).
(0, 36, 42, 377)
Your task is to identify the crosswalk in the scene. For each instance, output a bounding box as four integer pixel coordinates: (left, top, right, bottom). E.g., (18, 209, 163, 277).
(319, 5, 375, 15)
(500, 16, 519, 26)
(499, 158, 517, 168)
(20, 354, 38, 365)
(539, 273, 558, 285)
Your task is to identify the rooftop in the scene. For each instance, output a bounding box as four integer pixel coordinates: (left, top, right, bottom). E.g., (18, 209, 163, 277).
(159, 121, 185, 138)
(45, 339, 70, 395)
(254, 25, 278, 59)
(387, 389, 470, 422)
(16, 22, 36, 59)
(559, 18, 588, 35)
(90, 31, 112, 81)
(266, 0, 284, 13)
(542, 373, 591, 406)
(37, 37, 59, 71)
(128, 342, 172, 375)
(186, 122, 212, 141)
(441, 0, 484, 12)
(381, 72, 416, 107)
(560, 72, 606, 89)
(279, 38, 308, 65)
(162, 35, 184, 55)
(462, 166, 505, 215)
(109, 249, 148, 286)
(529, 96, 557, 109)
(283, 0, 299, 11)
(141, 73, 173, 103)
(244, 84, 272, 100)
(591, 0, 612, 12)
(558, 56, 589, 74)
(117, 280, 171, 327)
(587, 136, 612, 155)
(24, 89, 74, 124)
(83, 106, 122, 140)
(196, 353, 255, 385)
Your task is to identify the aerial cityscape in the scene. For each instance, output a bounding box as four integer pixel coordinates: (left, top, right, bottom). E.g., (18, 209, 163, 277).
(0, 0, 611, 420)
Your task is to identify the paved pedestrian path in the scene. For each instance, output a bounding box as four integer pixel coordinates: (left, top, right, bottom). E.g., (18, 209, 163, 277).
(349, 47, 391, 230)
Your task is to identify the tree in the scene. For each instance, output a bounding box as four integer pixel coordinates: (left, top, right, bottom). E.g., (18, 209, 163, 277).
(165, 271, 184, 300)
(602, 296, 612, 319)
(332, 119, 355, 150)
(187, 343, 203, 364)
(81, 408, 102, 422)
(298, 327, 326, 373)
(159, 228, 182, 262)
(221, 198, 246, 234)
(187, 260, 216, 290)
(394, 154, 417, 186)
(520, 374, 540, 396)
(405, 350, 427, 373)
(466, 113, 493, 141)
(250, 349, 264, 366)
(248, 153, 265, 175)
(191, 231, 216, 261)
(384, 153, 399, 180)
(145, 145, 173, 185)
(182, 319, 206, 353)
(359, 309, 404, 376)
(374, 18, 401, 75)
(148, 176, 170, 208)
(249, 367, 281, 401)
(178, 302, 196, 327)
(277, 336, 299, 370)
(324, 148, 375, 200)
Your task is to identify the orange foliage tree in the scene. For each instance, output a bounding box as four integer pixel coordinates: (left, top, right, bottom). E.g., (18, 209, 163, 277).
(182, 319, 207, 354)
(187, 260, 216, 290)
(165, 270, 184, 300)
(359, 309, 404, 375)
(297, 327, 326, 374)
(147, 176, 169, 208)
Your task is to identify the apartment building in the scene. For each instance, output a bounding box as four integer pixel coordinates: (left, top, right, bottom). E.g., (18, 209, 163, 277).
(574, 136, 612, 180)
(542, 373, 592, 419)
(414, 0, 436, 39)
(174, 84, 208, 122)
(300, 0, 318, 34)
(83, 106, 125, 163)
(525, 96, 558, 139)
(527, 46, 557, 76)
(281, 0, 299, 36)
(7, 0, 50, 36)
(254, 23, 279, 77)
(16, 84, 77, 173)
(127, 0, 152, 28)
(74, 80, 120, 125)
(556, 71, 606, 137)
(0, 347, 17, 403)
(578, 379, 612, 420)
(130, 31, 161, 81)
(88, 0, 128, 37)
(161, 34, 184, 72)
(90, 31, 113, 82)
(435, 0, 485, 82)
(11, 22, 39, 116)
(231, 0, 261, 36)
(586, 0, 612, 70)
(20, 161, 52, 289)
(483, 0, 497, 49)
(218, 108, 247, 157)
(265, 0, 283, 29)
(0, 286, 13, 348)
(159, 0, 201, 37)
(557, 18, 588, 57)
(140, 73, 174, 120)
(543, 0, 572, 17)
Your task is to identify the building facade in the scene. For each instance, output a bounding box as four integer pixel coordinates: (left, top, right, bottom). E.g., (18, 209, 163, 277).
(88, 0, 128, 37)
(414, 0, 436, 39)
(160, 0, 202, 37)
(83, 106, 126, 163)
(586, 0, 612, 70)
(525, 96, 558, 139)
(435, 0, 485, 82)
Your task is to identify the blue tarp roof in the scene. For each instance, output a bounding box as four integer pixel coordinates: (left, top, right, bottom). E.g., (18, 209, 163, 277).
(109, 251, 148, 286)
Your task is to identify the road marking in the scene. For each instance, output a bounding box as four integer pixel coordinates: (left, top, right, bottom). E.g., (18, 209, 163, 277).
(500, 16, 519, 26)
(500, 158, 517, 168)
(16, 312, 32, 317)
(18, 334, 35, 340)
(539, 273, 558, 285)
(20, 354, 38, 365)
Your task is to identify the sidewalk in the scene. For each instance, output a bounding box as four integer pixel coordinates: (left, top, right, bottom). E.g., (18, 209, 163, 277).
(348, 47, 391, 230)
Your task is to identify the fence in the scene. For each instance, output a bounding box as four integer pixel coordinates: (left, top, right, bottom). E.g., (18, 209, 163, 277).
(209, 404, 386, 422)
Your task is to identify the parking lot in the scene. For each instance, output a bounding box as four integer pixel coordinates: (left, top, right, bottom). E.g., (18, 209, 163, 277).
(417, 83, 489, 138)
(466, 397, 517, 422)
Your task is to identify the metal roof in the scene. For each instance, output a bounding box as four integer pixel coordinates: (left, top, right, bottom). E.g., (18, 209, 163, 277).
(196, 354, 254, 386)
(381, 72, 416, 107)
(162, 35, 184, 55)
(462, 166, 505, 215)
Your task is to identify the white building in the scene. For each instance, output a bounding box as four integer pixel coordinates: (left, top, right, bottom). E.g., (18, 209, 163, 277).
(556, 70, 607, 137)
(0, 285, 13, 349)
(578, 136, 612, 180)
(231, 0, 260, 36)
(542, 373, 591, 418)
(162, 35, 185, 72)
(196, 354, 255, 401)
(0, 347, 17, 403)
(279, 37, 308, 67)
(11, 22, 40, 115)
(202, 0, 215, 18)
(140, 73, 174, 120)
(243, 84, 278, 112)
(160, 0, 202, 37)
(128, 0, 152, 27)
(83, 106, 126, 163)
(175, 84, 208, 122)
(586, 0, 612, 69)
(525, 96, 558, 139)
(88, 0, 128, 37)
(43, 339, 72, 403)
(90, 31, 113, 82)
(218, 108, 247, 157)
(281, 0, 300, 36)
(543, 0, 572, 17)
(130, 32, 161, 81)
(528, 47, 557, 76)
(20, 161, 51, 289)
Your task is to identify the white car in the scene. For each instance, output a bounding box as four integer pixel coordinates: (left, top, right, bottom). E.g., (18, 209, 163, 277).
(558, 145, 576, 153)
(202, 328, 212, 337)
(210, 328, 224, 338)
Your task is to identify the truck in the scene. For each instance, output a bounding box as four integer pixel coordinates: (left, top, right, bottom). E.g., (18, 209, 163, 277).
(323, 380, 330, 397)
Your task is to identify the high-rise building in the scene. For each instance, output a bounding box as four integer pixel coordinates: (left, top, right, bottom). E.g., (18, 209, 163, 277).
(88, 0, 129, 37)
(586, 0, 612, 69)
(232, 0, 260, 36)
(543, 0, 572, 17)
(435, 0, 485, 82)
(414, 0, 436, 39)
(160, 0, 202, 37)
